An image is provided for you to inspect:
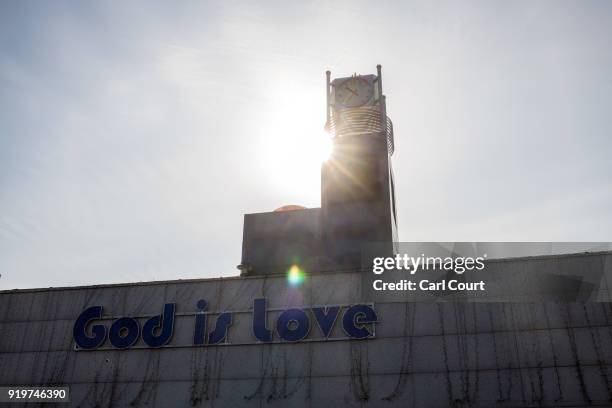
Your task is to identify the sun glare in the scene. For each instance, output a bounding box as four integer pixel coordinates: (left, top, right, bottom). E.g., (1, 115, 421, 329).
(259, 82, 333, 201)
(317, 135, 333, 162)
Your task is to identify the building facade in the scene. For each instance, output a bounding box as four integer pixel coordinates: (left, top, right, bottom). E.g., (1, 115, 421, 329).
(2, 252, 612, 407)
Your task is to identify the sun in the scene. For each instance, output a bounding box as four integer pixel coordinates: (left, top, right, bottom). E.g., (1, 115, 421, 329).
(261, 104, 332, 163)
(258, 84, 333, 201)
(309, 131, 332, 163)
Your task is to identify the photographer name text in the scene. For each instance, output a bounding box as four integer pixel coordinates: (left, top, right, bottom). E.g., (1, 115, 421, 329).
(371, 254, 487, 292)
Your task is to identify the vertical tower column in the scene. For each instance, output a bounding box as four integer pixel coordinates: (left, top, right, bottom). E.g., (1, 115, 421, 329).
(320, 66, 398, 270)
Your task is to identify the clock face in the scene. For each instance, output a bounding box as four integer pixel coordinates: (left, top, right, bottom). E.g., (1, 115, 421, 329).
(335, 77, 373, 108)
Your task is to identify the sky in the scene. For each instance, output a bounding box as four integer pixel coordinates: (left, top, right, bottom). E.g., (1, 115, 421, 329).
(1, 1, 612, 289)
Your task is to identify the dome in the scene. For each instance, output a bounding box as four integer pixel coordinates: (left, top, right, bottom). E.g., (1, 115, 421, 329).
(274, 205, 307, 212)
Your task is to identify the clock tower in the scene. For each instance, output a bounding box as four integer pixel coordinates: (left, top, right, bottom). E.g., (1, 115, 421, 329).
(239, 65, 398, 276)
(321, 65, 398, 269)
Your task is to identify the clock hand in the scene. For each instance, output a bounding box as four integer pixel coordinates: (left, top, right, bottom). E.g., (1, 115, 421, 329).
(345, 86, 359, 96)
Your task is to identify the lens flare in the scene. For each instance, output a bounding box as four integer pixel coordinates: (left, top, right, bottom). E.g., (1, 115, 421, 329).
(287, 264, 306, 287)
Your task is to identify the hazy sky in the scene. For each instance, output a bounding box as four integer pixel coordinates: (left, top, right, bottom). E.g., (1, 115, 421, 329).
(1, 1, 612, 289)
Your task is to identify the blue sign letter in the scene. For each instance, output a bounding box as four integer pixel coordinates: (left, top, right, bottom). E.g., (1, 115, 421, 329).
(253, 298, 272, 342)
(311, 306, 340, 338)
(109, 317, 140, 349)
(277, 308, 310, 342)
(342, 304, 378, 339)
(208, 312, 233, 344)
(73, 306, 106, 349)
(142, 303, 175, 348)
(193, 299, 208, 345)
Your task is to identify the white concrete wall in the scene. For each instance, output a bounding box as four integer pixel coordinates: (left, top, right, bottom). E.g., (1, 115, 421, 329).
(1, 253, 612, 407)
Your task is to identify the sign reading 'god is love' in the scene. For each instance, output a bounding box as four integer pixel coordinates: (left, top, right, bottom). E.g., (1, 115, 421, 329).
(73, 298, 378, 350)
